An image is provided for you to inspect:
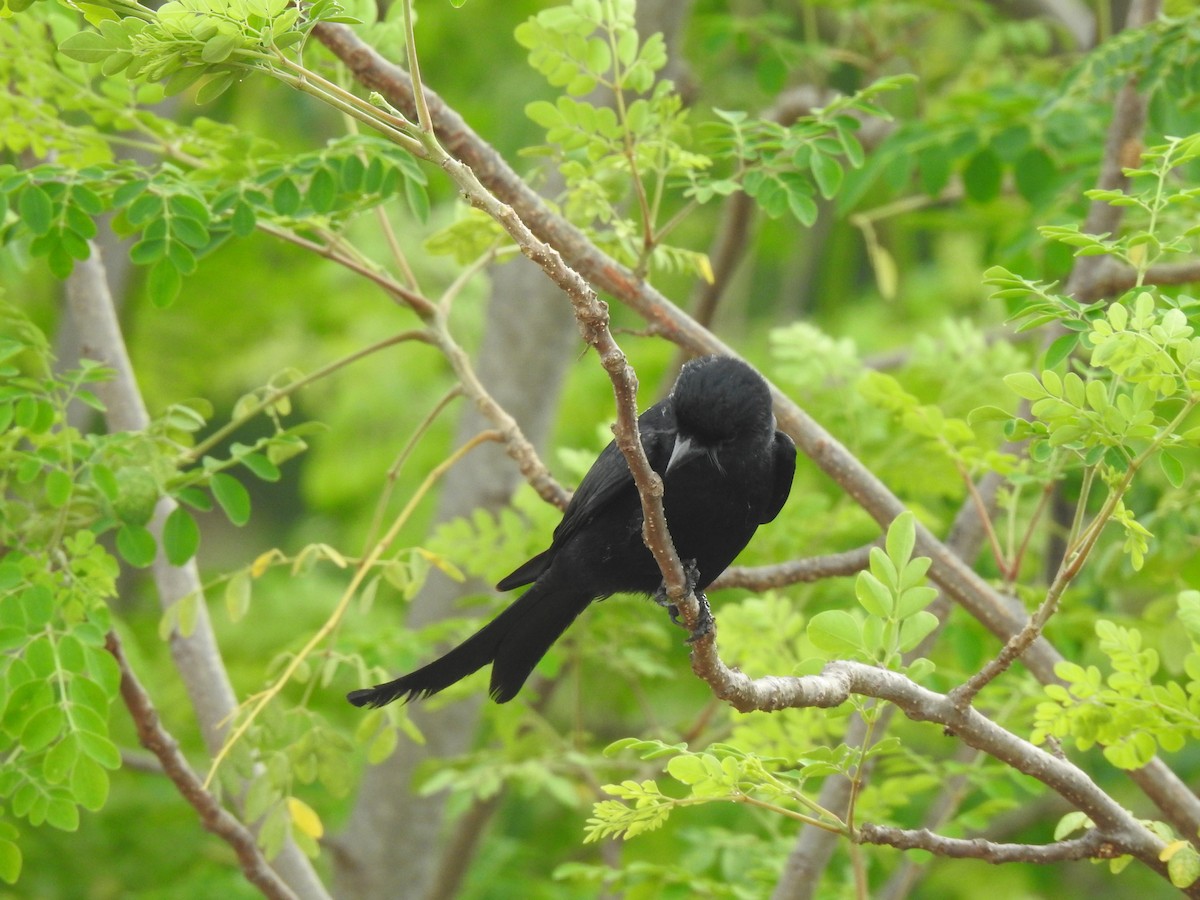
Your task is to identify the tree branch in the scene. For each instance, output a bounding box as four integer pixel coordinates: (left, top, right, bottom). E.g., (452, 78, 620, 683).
(1075, 258, 1200, 303)
(857, 823, 1115, 864)
(686, 659, 1190, 890)
(105, 631, 299, 900)
(711, 544, 874, 590)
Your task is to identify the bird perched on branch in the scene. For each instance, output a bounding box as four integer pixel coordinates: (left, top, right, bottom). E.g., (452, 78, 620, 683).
(347, 355, 796, 707)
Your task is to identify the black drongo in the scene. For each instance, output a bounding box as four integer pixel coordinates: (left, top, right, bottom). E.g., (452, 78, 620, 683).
(347, 355, 796, 707)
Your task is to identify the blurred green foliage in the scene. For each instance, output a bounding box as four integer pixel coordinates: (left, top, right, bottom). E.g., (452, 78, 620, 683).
(2, 0, 1200, 898)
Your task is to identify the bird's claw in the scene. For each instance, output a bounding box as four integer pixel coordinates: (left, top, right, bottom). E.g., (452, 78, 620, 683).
(653, 559, 700, 613)
(685, 593, 714, 643)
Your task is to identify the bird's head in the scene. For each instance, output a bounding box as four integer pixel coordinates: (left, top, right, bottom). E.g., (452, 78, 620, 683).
(668, 356, 775, 469)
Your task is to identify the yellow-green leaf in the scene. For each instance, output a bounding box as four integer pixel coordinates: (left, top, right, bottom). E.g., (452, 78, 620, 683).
(287, 796, 324, 839)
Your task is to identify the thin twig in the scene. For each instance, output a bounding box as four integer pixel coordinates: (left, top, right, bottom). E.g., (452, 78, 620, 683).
(361, 385, 465, 555)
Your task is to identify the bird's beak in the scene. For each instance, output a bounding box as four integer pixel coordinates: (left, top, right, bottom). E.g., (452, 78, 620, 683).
(666, 435, 704, 473)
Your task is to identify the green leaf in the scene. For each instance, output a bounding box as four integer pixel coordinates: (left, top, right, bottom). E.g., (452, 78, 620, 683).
(896, 585, 938, 618)
(127, 192, 163, 226)
(962, 148, 1002, 203)
(566, 73, 597, 96)
(45, 469, 72, 508)
(22, 585, 53, 628)
(1168, 844, 1200, 889)
(225, 570, 252, 621)
(405, 179, 430, 224)
(807, 610, 862, 657)
(905, 657, 935, 682)
(231, 200, 257, 237)
(45, 797, 78, 832)
(25, 634, 56, 675)
(1043, 332, 1079, 370)
(70, 756, 109, 812)
(666, 755, 708, 786)
(810, 152, 843, 200)
(164, 64, 208, 98)
(1014, 147, 1058, 204)
(210, 472, 251, 526)
(1159, 450, 1185, 488)
(272, 177, 302, 216)
(1004, 372, 1048, 401)
(58, 31, 113, 64)
(967, 405, 1013, 424)
(147, 260, 183, 308)
(1053, 811, 1092, 840)
(266, 434, 308, 466)
(92, 464, 120, 501)
(21, 706, 65, 753)
(244, 776, 277, 824)
(917, 143, 953, 196)
(174, 591, 200, 637)
(586, 37, 611, 77)
(77, 731, 121, 770)
(43, 736, 78, 785)
(170, 215, 209, 248)
(307, 167, 338, 213)
(162, 507, 200, 566)
(885, 511, 916, 568)
(854, 572, 893, 617)
(166, 241, 196, 276)
(69, 677, 111, 719)
(116, 524, 158, 568)
(0, 839, 21, 884)
(784, 184, 818, 226)
(195, 70, 236, 105)
(239, 452, 282, 481)
(18, 185, 54, 235)
(129, 239, 167, 265)
(898, 610, 939, 652)
(201, 33, 239, 64)
(367, 723, 398, 764)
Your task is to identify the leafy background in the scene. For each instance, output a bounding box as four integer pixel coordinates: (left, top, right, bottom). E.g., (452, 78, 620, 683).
(3, 0, 1200, 898)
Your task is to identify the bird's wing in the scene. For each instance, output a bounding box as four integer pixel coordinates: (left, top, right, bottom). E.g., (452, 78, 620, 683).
(760, 430, 797, 523)
(496, 398, 677, 591)
(550, 398, 677, 547)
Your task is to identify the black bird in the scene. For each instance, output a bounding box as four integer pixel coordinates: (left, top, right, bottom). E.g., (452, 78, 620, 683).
(347, 355, 796, 707)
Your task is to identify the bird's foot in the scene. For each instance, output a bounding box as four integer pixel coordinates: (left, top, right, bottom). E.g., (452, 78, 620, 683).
(685, 593, 714, 643)
(652, 560, 710, 639)
(653, 559, 700, 611)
